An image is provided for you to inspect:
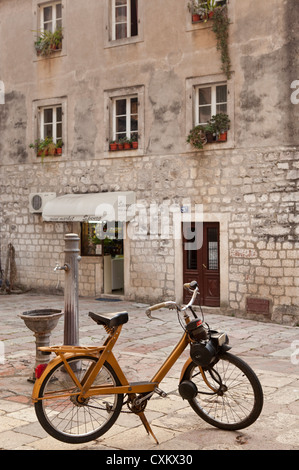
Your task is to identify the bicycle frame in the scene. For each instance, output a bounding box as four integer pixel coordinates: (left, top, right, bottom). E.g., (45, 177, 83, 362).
(32, 322, 191, 403)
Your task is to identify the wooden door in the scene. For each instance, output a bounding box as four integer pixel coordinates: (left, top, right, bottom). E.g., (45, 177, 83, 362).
(183, 222, 220, 307)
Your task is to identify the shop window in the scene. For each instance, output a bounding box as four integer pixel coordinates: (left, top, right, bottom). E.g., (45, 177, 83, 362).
(81, 222, 124, 257)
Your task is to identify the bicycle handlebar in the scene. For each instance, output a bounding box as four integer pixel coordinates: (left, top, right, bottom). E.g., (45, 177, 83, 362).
(145, 282, 200, 319)
(145, 301, 178, 318)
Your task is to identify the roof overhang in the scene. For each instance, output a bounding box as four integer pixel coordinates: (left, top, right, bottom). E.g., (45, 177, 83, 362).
(42, 192, 136, 222)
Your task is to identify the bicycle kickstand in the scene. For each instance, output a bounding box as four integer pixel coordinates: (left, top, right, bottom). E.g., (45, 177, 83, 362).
(138, 411, 159, 445)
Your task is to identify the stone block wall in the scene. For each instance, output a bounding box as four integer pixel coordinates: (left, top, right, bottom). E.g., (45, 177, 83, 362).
(0, 146, 298, 325)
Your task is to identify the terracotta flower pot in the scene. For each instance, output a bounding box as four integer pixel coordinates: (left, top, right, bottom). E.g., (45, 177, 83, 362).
(110, 143, 117, 151)
(218, 132, 227, 142)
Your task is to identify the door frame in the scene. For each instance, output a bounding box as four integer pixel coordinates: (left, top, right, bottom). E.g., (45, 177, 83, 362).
(182, 222, 220, 306)
(174, 211, 229, 307)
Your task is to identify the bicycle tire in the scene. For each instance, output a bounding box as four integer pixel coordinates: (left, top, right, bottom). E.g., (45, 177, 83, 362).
(182, 352, 263, 431)
(35, 355, 123, 444)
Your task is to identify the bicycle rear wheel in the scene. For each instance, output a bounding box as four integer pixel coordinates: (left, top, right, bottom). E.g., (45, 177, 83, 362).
(35, 355, 123, 444)
(183, 352, 263, 431)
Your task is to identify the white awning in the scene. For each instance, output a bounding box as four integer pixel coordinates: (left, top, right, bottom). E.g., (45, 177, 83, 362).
(42, 192, 136, 222)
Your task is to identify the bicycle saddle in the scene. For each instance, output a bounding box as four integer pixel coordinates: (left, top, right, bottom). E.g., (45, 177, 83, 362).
(88, 311, 128, 328)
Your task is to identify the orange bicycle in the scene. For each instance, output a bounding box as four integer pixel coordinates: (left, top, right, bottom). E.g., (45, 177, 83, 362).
(32, 281, 263, 444)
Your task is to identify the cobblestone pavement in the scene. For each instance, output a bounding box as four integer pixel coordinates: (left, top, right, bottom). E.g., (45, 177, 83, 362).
(0, 292, 298, 451)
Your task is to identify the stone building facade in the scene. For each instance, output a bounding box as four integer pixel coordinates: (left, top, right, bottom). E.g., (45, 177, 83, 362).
(0, 0, 298, 324)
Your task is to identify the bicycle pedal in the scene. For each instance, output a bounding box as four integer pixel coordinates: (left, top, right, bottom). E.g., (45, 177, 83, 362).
(154, 387, 167, 398)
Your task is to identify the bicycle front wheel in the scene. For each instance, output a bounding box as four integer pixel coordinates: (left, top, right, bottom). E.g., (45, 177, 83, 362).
(183, 352, 263, 431)
(35, 356, 123, 444)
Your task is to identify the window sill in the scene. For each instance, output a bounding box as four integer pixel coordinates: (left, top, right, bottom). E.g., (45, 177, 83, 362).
(36, 152, 64, 161)
(105, 147, 143, 158)
(104, 36, 143, 49)
(186, 16, 214, 32)
(203, 139, 235, 151)
(34, 49, 66, 61)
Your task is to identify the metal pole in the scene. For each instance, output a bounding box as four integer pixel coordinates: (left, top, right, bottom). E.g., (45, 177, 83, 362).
(63, 233, 80, 345)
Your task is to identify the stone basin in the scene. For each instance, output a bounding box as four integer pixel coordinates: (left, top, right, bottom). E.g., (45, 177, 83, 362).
(19, 309, 63, 333)
(19, 309, 63, 382)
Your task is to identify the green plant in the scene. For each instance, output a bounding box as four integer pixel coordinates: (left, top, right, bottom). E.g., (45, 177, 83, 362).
(187, 0, 207, 16)
(209, 113, 230, 135)
(34, 28, 63, 56)
(29, 137, 56, 161)
(56, 139, 63, 149)
(34, 30, 52, 56)
(207, 0, 217, 11)
(204, 123, 215, 133)
(51, 28, 63, 49)
(203, 123, 215, 142)
(211, 6, 231, 79)
(187, 125, 207, 150)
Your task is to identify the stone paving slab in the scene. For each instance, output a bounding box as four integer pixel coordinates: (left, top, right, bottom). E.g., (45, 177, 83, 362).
(0, 292, 298, 451)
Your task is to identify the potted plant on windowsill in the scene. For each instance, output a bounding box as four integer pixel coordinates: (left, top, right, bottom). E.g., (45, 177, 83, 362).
(122, 137, 131, 150)
(109, 140, 117, 151)
(50, 28, 63, 51)
(207, 0, 217, 18)
(131, 134, 139, 149)
(29, 137, 56, 161)
(209, 113, 230, 141)
(56, 140, 63, 155)
(117, 138, 125, 150)
(187, 125, 207, 150)
(188, 0, 207, 22)
(204, 123, 215, 143)
(34, 28, 63, 56)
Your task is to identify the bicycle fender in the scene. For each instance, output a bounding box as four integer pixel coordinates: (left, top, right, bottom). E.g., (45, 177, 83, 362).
(32, 353, 80, 402)
(179, 357, 193, 383)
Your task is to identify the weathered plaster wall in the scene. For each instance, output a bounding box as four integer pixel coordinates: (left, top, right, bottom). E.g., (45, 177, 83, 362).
(0, 92, 28, 164)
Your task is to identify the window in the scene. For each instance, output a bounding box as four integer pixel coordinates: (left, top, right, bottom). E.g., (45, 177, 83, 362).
(112, 96, 138, 142)
(41, 2, 62, 32)
(32, 97, 66, 157)
(196, 83, 227, 125)
(81, 222, 124, 257)
(40, 105, 62, 144)
(112, 0, 138, 40)
(186, 74, 234, 147)
(105, 85, 144, 153)
(189, 0, 227, 19)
